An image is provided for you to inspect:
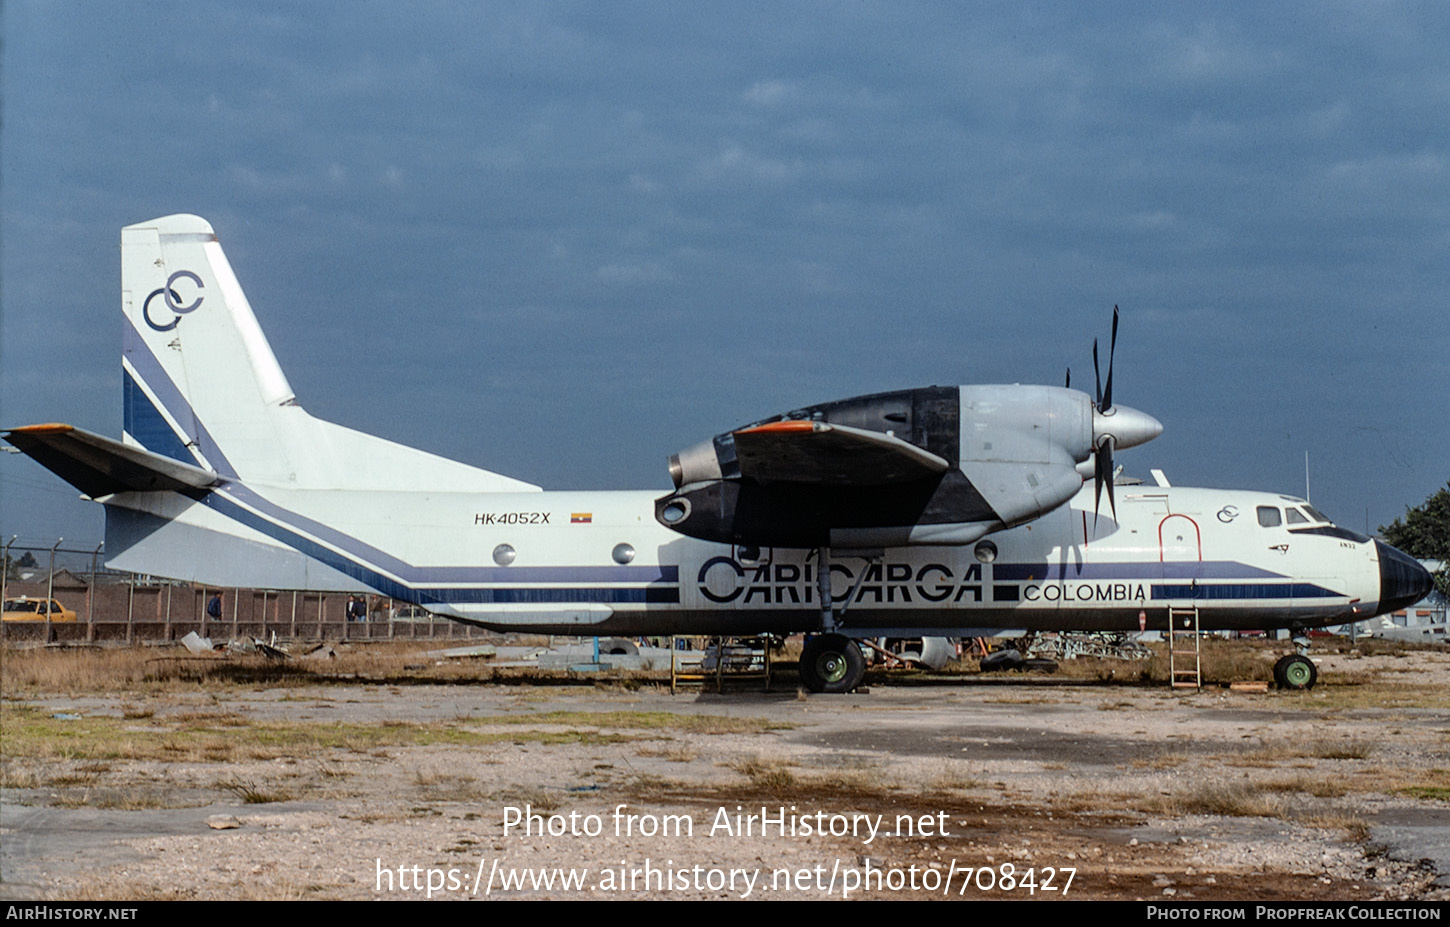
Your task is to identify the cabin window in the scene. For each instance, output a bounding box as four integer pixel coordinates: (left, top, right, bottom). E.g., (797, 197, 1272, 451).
(1257, 506, 1281, 528)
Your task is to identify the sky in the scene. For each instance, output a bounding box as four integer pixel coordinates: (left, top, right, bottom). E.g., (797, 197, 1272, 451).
(2, 1, 1447, 553)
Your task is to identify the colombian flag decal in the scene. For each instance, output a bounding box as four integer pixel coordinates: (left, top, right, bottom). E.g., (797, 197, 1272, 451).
(571, 513, 592, 524)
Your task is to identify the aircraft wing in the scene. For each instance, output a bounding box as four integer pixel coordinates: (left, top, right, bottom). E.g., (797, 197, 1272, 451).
(4, 423, 220, 497)
(731, 420, 950, 485)
(656, 384, 1114, 548)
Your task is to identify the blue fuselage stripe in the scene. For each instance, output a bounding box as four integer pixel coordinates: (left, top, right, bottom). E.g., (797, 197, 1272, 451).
(202, 492, 681, 605)
(995, 561, 1289, 581)
(1152, 583, 1341, 600)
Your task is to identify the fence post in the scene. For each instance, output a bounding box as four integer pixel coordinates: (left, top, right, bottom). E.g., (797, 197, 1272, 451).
(88, 543, 102, 643)
(126, 571, 136, 643)
(0, 535, 14, 614)
(45, 538, 62, 644)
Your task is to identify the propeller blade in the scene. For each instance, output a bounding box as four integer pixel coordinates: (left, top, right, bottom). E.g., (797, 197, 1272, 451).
(1092, 435, 1117, 529)
(1065, 367, 1071, 389)
(1092, 339, 1102, 406)
(1104, 441, 1117, 522)
(1093, 447, 1105, 526)
(1102, 305, 1119, 412)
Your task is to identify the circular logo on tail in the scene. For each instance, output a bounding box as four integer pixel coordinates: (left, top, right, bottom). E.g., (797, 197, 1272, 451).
(142, 270, 205, 332)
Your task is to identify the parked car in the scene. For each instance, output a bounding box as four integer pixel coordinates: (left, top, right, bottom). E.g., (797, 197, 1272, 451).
(2, 597, 77, 622)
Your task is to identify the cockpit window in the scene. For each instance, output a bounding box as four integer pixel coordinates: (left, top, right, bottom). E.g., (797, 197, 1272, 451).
(1285, 507, 1309, 525)
(1257, 506, 1282, 528)
(1301, 504, 1330, 524)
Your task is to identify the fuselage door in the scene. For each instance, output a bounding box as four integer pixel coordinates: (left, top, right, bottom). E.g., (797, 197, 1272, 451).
(1159, 513, 1203, 603)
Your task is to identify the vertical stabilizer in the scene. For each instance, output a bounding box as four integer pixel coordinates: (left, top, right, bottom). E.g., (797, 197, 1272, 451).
(120, 214, 539, 492)
(122, 214, 293, 480)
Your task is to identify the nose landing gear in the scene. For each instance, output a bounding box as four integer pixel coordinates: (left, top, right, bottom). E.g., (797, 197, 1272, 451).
(1273, 653, 1318, 690)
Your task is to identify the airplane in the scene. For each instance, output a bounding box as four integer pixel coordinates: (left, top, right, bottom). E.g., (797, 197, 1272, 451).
(4, 214, 1433, 693)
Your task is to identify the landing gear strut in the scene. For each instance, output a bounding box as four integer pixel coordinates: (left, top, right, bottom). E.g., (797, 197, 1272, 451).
(800, 633, 865, 693)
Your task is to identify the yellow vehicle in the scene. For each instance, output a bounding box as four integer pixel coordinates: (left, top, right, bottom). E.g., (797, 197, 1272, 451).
(1, 597, 78, 622)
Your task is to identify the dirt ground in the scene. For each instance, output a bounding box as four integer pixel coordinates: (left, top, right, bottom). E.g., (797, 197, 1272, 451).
(2, 643, 1448, 901)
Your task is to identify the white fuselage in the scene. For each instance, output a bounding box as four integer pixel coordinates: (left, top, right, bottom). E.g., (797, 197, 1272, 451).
(15, 215, 1422, 646)
(103, 479, 1384, 636)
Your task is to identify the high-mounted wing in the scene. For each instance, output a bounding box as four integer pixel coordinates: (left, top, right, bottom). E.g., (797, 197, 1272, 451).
(731, 420, 950, 485)
(655, 377, 1162, 550)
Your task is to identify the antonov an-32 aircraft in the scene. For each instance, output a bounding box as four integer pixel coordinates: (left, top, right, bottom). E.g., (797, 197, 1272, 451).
(5, 215, 1432, 692)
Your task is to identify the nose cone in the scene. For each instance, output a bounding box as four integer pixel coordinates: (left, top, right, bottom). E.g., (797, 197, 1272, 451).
(1375, 540, 1434, 615)
(1093, 404, 1164, 451)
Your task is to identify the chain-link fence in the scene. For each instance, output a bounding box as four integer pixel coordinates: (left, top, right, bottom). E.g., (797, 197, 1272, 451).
(1, 538, 490, 645)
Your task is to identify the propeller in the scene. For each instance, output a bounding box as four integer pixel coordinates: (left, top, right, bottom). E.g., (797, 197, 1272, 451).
(1083, 305, 1163, 527)
(1091, 306, 1122, 528)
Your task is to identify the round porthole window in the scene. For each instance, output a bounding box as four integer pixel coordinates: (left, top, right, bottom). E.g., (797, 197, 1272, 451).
(493, 543, 516, 566)
(612, 542, 636, 565)
(974, 540, 998, 564)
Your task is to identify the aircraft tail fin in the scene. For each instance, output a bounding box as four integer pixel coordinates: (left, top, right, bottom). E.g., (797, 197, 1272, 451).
(120, 214, 539, 492)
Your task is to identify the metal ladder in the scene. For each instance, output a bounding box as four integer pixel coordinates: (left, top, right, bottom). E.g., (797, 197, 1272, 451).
(1168, 606, 1202, 689)
(671, 636, 772, 693)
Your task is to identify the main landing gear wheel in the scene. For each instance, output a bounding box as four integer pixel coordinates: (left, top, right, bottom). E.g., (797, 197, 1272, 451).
(800, 634, 865, 693)
(1273, 654, 1318, 690)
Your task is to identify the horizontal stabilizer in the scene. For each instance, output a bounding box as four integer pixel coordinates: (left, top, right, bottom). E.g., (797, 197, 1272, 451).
(4, 423, 219, 497)
(732, 420, 950, 485)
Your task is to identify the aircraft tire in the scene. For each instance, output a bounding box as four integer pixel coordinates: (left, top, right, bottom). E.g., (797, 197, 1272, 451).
(800, 634, 865, 693)
(1273, 654, 1317, 690)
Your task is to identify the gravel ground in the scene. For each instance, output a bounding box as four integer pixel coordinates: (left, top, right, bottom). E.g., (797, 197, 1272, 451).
(2, 647, 1448, 901)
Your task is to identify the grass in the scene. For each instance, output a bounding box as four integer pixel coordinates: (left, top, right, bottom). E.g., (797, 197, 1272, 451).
(1132, 750, 1190, 770)
(220, 778, 295, 804)
(1394, 768, 1450, 802)
(1270, 685, 1450, 711)
(1259, 774, 1351, 798)
(635, 744, 699, 762)
(52, 787, 203, 810)
(927, 764, 980, 791)
(1227, 739, 1373, 767)
(411, 769, 491, 802)
(0, 641, 554, 695)
(0, 702, 790, 763)
(1300, 812, 1372, 841)
(725, 755, 798, 789)
(1143, 781, 1289, 818)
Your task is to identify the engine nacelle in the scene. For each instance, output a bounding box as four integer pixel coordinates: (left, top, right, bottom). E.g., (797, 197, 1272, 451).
(655, 383, 1160, 549)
